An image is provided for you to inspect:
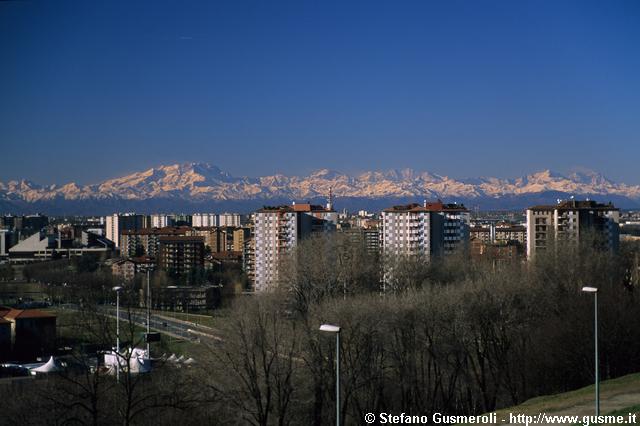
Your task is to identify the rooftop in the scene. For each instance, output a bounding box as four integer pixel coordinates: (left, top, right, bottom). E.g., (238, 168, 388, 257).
(257, 203, 334, 213)
(383, 201, 468, 213)
(158, 235, 205, 243)
(528, 200, 618, 211)
(121, 226, 192, 236)
(2, 308, 57, 320)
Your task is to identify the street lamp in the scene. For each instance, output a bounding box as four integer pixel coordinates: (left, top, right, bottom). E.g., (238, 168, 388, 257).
(113, 286, 123, 382)
(582, 286, 599, 416)
(146, 270, 151, 358)
(320, 324, 341, 426)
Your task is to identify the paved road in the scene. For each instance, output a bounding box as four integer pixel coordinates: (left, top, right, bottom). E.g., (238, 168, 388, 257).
(61, 304, 224, 343)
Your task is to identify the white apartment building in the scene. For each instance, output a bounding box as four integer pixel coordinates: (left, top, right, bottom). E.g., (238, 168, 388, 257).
(105, 213, 147, 248)
(381, 201, 470, 258)
(192, 213, 218, 228)
(219, 213, 241, 227)
(192, 213, 241, 228)
(526, 199, 620, 258)
(150, 214, 175, 228)
(382, 207, 433, 257)
(252, 203, 337, 291)
(0, 229, 10, 258)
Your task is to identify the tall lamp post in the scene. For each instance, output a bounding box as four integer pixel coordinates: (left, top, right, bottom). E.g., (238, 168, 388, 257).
(113, 286, 123, 382)
(320, 324, 341, 426)
(146, 270, 151, 358)
(582, 286, 599, 416)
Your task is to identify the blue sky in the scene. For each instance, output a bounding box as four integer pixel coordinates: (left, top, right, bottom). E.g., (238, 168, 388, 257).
(1, 0, 639, 184)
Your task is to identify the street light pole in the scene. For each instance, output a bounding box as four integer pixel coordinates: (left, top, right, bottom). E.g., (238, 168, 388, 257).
(146, 270, 150, 358)
(582, 286, 599, 416)
(320, 324, 341, 426)
(113, 286, 123, 383)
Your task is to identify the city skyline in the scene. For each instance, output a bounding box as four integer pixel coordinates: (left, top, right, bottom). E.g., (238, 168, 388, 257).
(1, 1, 640, 184)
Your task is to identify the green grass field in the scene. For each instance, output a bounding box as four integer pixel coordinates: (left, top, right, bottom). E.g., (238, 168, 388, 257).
(495, 373, 640, 422)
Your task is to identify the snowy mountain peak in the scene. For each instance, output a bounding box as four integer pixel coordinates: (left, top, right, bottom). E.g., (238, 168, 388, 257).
(0, 164, 638, 210)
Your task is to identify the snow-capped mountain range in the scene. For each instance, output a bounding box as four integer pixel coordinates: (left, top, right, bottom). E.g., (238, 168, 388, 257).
(0, 163, 638, 214)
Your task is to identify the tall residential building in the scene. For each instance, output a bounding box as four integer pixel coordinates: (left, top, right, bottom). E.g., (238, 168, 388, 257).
(150, 214, 175, 228)
(526, 199, 620, 258)
(342, 227, 381, 256)
(105, 213, 148, 248)
(232, 227, 251, 252)
(192, 213, 218, 228)
(192, 213, 241, 228)
(0, 229, 11, 259)
(192, 226, 242, 252)
(219, 213, 241, 227)
(243, 237, 255, 286)
(381, 201, 470, 258)
(252, 203, 337, 291)
(158, 235, 205, 276)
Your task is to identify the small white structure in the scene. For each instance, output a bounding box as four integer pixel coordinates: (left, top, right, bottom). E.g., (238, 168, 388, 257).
(103, 347, 151, 374)
(30, 356, 62, 374)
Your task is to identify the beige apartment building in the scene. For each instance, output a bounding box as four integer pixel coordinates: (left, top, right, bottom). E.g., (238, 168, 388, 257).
(526, 199, 620, 258)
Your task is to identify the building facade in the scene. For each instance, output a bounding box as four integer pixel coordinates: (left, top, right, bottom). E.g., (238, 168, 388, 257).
(150, 214, 175, 228)
(252, 203, 337, 291)
(119, 226, 193, 258)
(192, 213, 241, 228)
(526, 199, 620, 258)
(105, 213, 148, 248)
(158, 236, 205, 276)
(381, 201, 470, 258)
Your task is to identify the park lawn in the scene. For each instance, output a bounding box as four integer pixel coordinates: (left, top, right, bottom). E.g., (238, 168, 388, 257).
(494, 372, 640, 419)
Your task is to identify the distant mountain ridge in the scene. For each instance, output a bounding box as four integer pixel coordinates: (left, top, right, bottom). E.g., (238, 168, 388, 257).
(0, 163, 638, 214)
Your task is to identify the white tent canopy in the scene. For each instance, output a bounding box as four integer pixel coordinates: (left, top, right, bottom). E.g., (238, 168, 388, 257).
(103, 347, 152, 374)
(130, 356, 152, 374)
(30, 356, 62, 373)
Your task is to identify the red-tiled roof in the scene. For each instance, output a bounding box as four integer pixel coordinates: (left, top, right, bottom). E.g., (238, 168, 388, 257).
(131, 255, 156, 264)
(3, 309, 57, 320)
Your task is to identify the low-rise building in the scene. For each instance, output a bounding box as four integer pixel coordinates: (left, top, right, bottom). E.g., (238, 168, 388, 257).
(0, 307, 57, 361)
(0, 317, 11, 360)
(111, 258, 136, 281)
(470, 239, 522, 264)
(8, 230, 114, 264)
